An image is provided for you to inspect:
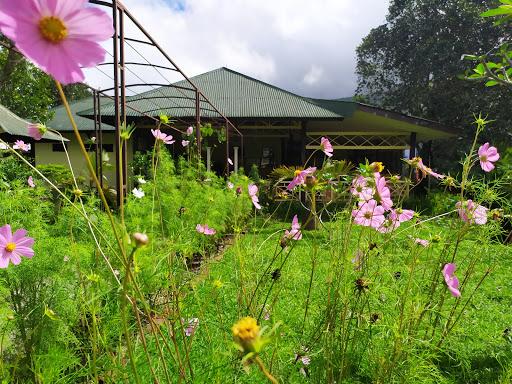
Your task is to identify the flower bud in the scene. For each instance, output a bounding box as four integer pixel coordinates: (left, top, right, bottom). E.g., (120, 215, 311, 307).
(369, 162, 384, 173)
(305, 175, 317, 188)
(232, 317, 262, 353)
(132, 232, 149, 246)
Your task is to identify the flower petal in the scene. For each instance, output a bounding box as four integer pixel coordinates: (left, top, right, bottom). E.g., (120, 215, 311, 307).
(0, 225, 12, 243)
(65, 6, 114, 41)
(15, 246, 35, 258)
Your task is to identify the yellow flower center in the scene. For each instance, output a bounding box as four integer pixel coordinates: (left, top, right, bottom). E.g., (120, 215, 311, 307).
(294, 170, 303, 177)
(232, 317, 260, 342)
(39, 16, 68, 43)
(5, 242, 16, 253)
(480, 155, 488, 162)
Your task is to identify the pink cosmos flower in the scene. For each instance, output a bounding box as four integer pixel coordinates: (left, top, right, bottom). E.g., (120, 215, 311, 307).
(442, 263, 461, 298)
(186, 126, 194, 135)
(184, 318, 199, 337)
(248, 184, 261, 210)
(182, 140, 190, 147)
(0, 224, 34, 268)
(478, 142, 499, 172)
(415, 238, 429, 247)
(228, 158, 233, 166)
(409, 157, 445, 180)
(284, 214, 302, 240)
(352, 199, 385, 229)
(151, 129, 175, 145)
(389, 208, 414, 223)
(14, 140, 30, 152)
(455, 200, 488, 225)
(320, 136, 333, 157)
(27, 123, 47, 141)
(287, 167, 316, 190)
(28, 176, 35, 188)
(196, 224, 216, 236)
(350, 175, 374, 201)
(0, 0, 113, 85)
(374, 174, 393, 211)
(377, 218, 400, 233)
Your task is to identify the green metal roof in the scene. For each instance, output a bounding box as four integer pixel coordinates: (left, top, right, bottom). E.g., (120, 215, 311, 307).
(49, 97, 115, 132)
(76, 67, 456, 138)
(0, 103, 65, 141)
(78, 67, 344, 120)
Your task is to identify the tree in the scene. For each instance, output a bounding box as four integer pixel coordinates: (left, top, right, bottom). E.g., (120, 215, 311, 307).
(0, 36, 91, 123)
(355, 0, 512, 171)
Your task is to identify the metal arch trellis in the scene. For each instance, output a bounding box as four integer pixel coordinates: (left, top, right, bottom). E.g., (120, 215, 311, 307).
(88, 0, 243, 205)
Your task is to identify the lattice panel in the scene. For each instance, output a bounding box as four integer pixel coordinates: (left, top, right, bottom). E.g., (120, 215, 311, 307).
(306, 133, 410, 150)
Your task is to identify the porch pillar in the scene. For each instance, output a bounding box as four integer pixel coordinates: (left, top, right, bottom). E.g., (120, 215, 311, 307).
(300, 121, 307, 164)
(409, 132, 417, 159)
(233, 146, 239, 173)
(206, 146, 212, 172)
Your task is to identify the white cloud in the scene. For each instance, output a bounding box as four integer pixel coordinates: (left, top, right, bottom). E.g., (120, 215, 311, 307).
(302, 65, 324, 86)
(84, 0, 390, 99)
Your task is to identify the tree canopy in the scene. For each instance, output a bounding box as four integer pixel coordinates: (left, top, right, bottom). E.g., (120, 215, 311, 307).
(356, 0, 512, 170)
(0, 37, 91, 123)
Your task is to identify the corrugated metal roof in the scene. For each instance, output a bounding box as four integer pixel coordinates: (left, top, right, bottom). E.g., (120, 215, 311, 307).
(78, 67, 345, 120)
(75, 67, 456, 137)
(49, 97, 115, 132)
(0, 104, 65, 141)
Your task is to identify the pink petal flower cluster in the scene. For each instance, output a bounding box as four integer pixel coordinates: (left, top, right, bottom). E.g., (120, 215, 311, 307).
(196, 224, 216, 236)
(27, 123, 47, 141)
(478, 143, 499, 172)
(287, 167, 316, 190)
(0, 0, 114, 84)
(320, 137, 333, 157)
(442, 263, 461, 298)
(248, 184, 261, 210)
(186, 126, 194, 136)
(181, 140, 190, 147)
(151, 129, 175, 145)
(14, 140, 30, 152)
(350, 176, 374, 201)
(228, 158, 234, 166)
(455, 200, 488, 225)
(0, 224, 34, 268)
(351, 172, 414, 232)
(28, 176, 35, 188)
(284, 214, 302, 240)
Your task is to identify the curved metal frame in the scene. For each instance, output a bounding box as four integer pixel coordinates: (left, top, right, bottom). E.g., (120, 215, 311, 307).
(88, 0, 243, 204)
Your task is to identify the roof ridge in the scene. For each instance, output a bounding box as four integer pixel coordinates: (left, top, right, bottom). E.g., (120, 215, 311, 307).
(194, 67, 346, 117)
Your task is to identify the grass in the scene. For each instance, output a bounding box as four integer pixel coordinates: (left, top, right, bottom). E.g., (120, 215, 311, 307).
(182, 214, 512, 383)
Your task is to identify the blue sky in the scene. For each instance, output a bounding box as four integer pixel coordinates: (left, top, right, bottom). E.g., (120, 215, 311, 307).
(86, 0, 390, 99)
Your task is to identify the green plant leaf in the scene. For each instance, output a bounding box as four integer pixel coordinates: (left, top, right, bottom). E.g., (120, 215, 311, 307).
(474, 63, 485, 75)
(481, 6, 512, 17)
(485, 80, 499, 86)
